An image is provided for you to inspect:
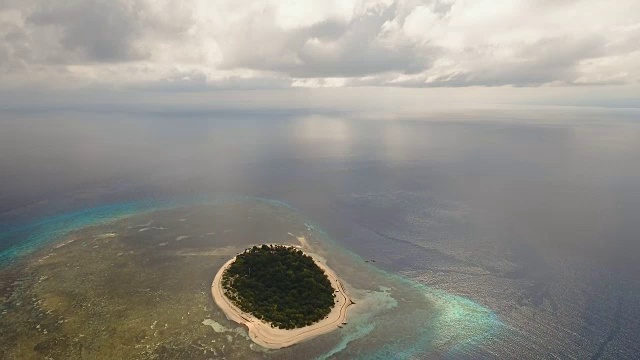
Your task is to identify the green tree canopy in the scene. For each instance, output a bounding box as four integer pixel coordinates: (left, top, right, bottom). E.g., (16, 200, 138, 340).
(221, 245, 335, 329)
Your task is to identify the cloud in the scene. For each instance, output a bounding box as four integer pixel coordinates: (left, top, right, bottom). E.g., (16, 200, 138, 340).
(218, 3, 433, 77)
(383, 35, 609, 87)
(0, 18, 30, 72)
(0, 0, 638, 90)
(26, 1, 146, 62)
(132, 70, 293, 92)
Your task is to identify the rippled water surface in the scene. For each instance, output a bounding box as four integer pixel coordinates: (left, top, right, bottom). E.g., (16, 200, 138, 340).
(0, 199, 502, 359)
(1, 108, 639, 358)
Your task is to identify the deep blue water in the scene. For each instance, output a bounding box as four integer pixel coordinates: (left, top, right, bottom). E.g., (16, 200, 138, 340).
(1, 107, 639, 358)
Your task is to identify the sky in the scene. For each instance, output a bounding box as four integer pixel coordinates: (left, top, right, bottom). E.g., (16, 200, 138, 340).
(1, 0, 639, 109)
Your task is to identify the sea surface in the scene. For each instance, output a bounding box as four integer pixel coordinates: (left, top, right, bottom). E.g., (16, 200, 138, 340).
(0, 106, 639, 358)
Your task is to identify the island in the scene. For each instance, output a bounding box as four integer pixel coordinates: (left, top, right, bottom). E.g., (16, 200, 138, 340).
(211, 244, 353, 349)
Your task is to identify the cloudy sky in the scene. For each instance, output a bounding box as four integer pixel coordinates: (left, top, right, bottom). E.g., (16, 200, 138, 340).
(1, 0, 639, 107)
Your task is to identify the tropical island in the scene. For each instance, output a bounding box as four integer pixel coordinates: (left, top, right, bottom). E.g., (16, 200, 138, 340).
(221, 244, 335, 329)
(211, 243, 353, 349)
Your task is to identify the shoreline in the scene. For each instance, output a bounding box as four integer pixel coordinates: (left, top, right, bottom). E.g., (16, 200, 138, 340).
(211, 245, 354, 349)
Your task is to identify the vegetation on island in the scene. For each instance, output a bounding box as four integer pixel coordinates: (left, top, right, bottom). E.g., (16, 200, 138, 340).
(221, 244, 335, 329)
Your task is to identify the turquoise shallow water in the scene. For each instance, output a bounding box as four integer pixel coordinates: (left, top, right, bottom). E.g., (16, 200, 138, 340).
(281, 201, 505, 359)
(0, 196, 503, 358)
(0, 199, 180, 266)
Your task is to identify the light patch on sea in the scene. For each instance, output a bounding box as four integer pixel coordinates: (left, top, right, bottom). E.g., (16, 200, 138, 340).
(201, 319, 249, 340)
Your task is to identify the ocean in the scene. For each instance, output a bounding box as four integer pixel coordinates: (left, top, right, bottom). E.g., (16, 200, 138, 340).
(1, 107, 639, 358)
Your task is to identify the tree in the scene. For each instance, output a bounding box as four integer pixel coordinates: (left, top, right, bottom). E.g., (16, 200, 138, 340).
(221, 245, 335, 329)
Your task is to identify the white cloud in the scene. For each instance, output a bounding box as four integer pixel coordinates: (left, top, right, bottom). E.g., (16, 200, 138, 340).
(0, 0, 638, 90)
